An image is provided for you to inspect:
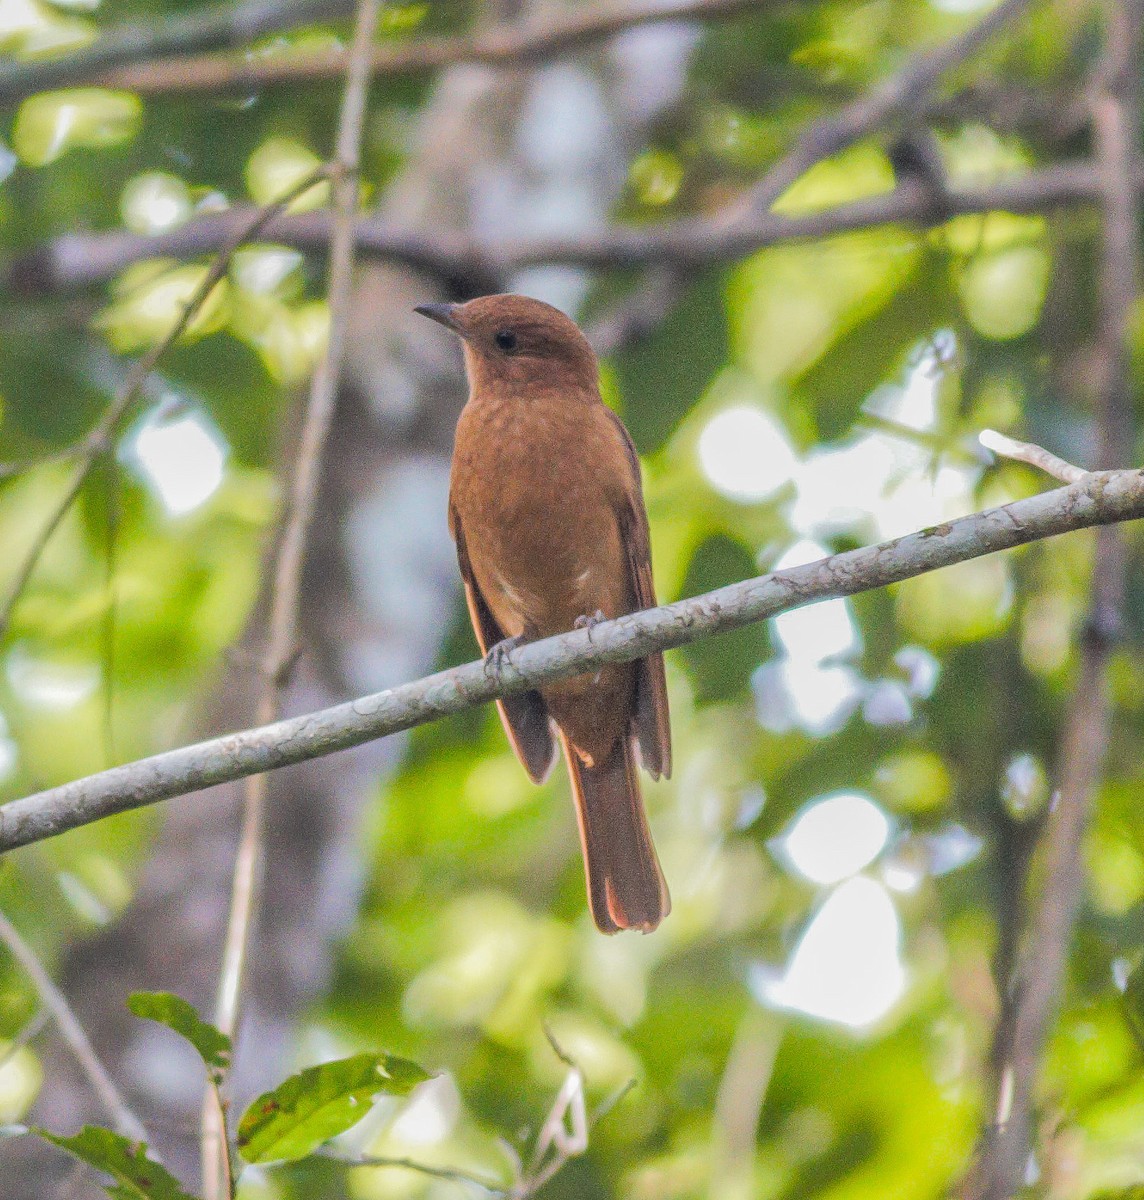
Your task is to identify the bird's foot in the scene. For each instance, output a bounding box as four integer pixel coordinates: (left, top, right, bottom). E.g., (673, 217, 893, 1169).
(484, 635, 524, 681)
(574, 610, 607, 640)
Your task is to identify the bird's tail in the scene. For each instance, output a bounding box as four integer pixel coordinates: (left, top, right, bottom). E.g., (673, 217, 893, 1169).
(561, 732, 670, 934)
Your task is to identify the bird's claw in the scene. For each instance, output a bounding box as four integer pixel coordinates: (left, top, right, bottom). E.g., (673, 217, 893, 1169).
(574, 610, 607, 640)
(484, 635, 524, 680)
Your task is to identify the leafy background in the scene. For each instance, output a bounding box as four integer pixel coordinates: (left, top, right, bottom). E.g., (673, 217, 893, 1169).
(2, 0, 1144, 1197)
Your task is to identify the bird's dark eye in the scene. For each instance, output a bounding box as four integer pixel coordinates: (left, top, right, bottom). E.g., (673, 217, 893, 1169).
(494, 329, 517, 352)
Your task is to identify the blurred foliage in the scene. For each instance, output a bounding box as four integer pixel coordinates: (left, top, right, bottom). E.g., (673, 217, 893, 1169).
(40, 1125, 201, 1199)
(3, 0, 1144, 1199)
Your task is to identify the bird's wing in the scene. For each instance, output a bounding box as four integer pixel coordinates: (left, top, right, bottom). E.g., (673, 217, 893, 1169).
(601, 407, 672, 780)
(450, 501, 556, 783)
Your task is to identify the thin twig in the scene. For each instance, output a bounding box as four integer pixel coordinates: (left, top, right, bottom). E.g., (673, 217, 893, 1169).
(4, 466, 1144, 855)
(100, 456, 121, 768)
(978, 430, 1088, 484)
(79, 0, 770, 98)
(0, 165, 329, 642)
(962, 4, 1142, 1197)
(326, 1074, 636, 1198)
(512, 1057, 634, 1198)
(201, 0, 380, 1194)
(519, 1068, 588, 1196)
(326, 1150, 508, 1193)
(7, 160, 1115, 299)
(710, 1009, 780, 1198)
(0, 908, 149, 1145)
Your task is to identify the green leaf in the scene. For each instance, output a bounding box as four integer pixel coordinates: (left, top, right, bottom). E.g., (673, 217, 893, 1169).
(37, 1126, 198, 1200)
(126, 992, 231, 1086)
(236, 1052, 430, 1164)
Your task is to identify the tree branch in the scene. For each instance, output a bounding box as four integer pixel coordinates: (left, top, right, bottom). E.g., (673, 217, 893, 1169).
(734, 0, 1032, 216)
(6, 161, 1110, 300)
(0, 1007, 48, 1073)
(0, 908, 149, 1146)
(202, 0, 380, 1192)
(979, 430, 1087, 484)
(0, 0, 1038, 300)
(0, 166, 329, 641)
(2, 468, 1143, 855)
(0, 0, 352, 108)
(324, 1150, 507, 1193)
(28, 0, 773, 100)
(962, 4, 1142, 1197)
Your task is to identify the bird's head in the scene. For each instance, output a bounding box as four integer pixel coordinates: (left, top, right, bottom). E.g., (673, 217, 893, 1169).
(415, 293, 599, 397)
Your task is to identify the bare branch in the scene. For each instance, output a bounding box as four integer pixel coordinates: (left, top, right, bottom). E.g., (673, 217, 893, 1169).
(60, 0, 772, 99)
(0, 908, 149, 1146)
(962, 4, 1142, 1197)
(0, 166, 329, 642)
(736, 0, 1033, 215)
(6, 161, 1109, 300)
(0, 0, 352, 107)
(202, 0, 381, 1194)
(3, 468, 1144, 855)
(978, 430, 1088, 484)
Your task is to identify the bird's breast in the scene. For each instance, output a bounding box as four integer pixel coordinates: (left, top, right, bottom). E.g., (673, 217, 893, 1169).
(451, 396, 629, 638)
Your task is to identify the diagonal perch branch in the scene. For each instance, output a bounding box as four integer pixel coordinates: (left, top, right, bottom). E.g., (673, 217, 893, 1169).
(1, 467, 1143, 855)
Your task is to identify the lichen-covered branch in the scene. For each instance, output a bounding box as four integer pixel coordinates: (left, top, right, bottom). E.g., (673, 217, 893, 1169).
(2, 467, 1142, 856)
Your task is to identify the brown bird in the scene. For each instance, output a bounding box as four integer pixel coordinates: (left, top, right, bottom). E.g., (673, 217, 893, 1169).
(415, 294, 671, 933)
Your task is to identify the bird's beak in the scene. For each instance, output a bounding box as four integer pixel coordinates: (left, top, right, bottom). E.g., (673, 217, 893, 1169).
(414, 302, 463, 334)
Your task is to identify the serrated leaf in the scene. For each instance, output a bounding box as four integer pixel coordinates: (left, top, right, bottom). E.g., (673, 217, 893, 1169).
(37, 1126, 197, 1200)
(236, 1052, 430, 1165)
(127, 992, 231, 1086)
